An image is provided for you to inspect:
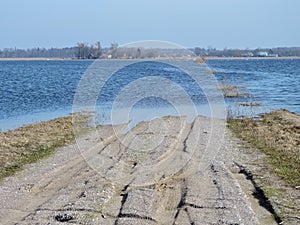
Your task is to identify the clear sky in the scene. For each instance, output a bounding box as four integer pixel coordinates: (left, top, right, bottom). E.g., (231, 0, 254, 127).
(1, 0, 300, 49)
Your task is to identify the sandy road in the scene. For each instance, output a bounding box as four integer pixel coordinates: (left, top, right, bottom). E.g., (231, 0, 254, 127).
(0, 116, 277, 224)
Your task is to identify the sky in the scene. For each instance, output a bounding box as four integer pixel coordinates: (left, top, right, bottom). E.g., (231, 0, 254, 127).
(1, 0, 300, 49)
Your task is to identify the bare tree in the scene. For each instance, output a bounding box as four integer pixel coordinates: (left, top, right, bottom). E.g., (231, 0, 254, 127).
(96, 41, 102, 58)
(110, 43, 118, 58)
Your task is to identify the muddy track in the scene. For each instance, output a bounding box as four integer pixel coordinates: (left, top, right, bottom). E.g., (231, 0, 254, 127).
(0, 116, 278, 224)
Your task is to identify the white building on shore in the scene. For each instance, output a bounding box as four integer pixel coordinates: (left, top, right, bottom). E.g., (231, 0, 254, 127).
(257, 51, 269, 57)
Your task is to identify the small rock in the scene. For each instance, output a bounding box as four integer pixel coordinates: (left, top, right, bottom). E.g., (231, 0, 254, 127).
(54, 213, 74, 222)
(78, 191, 86, 198)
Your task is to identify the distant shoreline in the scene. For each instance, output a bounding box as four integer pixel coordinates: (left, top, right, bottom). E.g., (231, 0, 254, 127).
(1, 56, 300, 61)
(205, 56, 300, 60)
(0, 57, 75, 61)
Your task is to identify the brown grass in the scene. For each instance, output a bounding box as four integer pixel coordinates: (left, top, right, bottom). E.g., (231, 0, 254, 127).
(228, 110, 300, 186)
(0, 116, 77, 180)
(194, 57, 206, 64)
(238, 101, 260, 107)
(217, 84, 243, 98)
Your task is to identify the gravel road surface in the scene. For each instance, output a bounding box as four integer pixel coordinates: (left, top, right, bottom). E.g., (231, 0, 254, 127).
(0, 116, 277, 224)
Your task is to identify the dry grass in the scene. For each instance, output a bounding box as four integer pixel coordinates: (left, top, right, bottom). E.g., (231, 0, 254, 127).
(217, 84, 243, 98)
(194, 57, 206, 64)
(0, 116, 78, 180)
(228, 110, 300, 186)
(238, 101, 260, 107)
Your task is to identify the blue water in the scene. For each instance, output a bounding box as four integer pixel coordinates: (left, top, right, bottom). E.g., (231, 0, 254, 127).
(207, 58, 300, 114)
(0, 59, 299, 131)
(0, 60, 91, 118)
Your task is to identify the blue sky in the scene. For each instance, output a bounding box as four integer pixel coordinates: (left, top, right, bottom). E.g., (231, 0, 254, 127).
(1, 0, 300, 49)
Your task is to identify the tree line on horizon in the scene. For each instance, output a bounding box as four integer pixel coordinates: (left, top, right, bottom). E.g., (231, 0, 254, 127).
(1, 43, 300, 58)
(194, 47, 300, 57)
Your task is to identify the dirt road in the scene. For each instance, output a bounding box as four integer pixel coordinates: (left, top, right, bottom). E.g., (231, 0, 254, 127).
(0, 116, 277, 224)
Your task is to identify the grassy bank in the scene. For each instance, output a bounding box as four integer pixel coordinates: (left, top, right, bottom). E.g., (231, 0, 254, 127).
(228, 109, 300, 186)
(0, 117, 76, 180)
(228, 110, 300, 223)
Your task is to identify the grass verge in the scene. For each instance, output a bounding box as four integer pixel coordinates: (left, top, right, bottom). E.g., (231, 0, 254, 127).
(0, 116, 79, 180)
(227, 109, 300, 186)
(228, 109, 300, 223)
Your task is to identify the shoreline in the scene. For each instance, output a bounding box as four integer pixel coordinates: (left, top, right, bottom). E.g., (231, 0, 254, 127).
(206, 56, 300, 60)
(0, 56, 300, 61)
(1, 106, 299, 133)
(0, 57, 75, 61)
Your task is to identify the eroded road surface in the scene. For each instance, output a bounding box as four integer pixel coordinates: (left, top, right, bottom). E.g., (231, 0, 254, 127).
(0, 116, 277, 224)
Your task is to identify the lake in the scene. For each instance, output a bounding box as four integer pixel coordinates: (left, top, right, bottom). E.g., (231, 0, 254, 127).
(0, 58, 299, 131)
(208, 58, 300, 115)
